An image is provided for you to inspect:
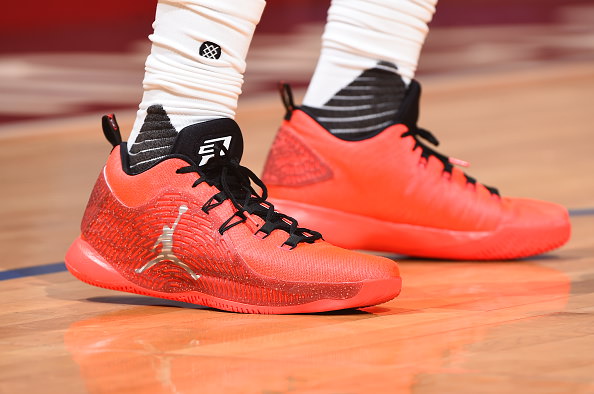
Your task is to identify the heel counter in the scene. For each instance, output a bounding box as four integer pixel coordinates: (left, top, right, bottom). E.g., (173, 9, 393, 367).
(262, 123, 333, 187)
(81, 170, 111, 237)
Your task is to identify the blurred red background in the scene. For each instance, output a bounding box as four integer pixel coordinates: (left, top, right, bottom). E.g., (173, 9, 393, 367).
(3, 0, 590, 52)
(1, 0, 592, 123)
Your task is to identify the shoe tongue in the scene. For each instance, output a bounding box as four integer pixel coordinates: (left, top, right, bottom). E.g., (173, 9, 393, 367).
(172, 118, 244, 166)
(394, 80, 421, 129)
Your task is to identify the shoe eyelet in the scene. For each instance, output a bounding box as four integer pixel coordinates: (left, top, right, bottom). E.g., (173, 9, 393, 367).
(279, 243, 294, 251)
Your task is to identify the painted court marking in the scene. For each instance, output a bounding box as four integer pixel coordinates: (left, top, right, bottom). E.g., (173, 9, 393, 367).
(0, 262, 66, 281)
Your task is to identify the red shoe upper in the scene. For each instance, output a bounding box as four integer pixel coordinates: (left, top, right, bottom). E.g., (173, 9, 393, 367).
(262, 83, 570, 259)
(81, 146, 399, 298)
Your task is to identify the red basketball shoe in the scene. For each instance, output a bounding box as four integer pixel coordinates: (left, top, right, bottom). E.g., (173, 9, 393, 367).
(65, 115, 401, 314)
(262, 82, 570, 260)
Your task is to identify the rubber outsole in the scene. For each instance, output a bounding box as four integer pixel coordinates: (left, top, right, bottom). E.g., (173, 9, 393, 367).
(65, 237, 402, 314)
(270, 198, 571, 261)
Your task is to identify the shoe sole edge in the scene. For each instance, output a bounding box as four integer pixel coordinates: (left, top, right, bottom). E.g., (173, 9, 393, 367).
(65, 237, 401, 314)
(271, 198, 571, 260)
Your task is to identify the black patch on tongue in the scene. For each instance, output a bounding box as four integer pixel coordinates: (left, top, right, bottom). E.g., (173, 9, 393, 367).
(120, 117, 244, 176)
(172, 118, 244, 166)
(393, 80, 421, 130)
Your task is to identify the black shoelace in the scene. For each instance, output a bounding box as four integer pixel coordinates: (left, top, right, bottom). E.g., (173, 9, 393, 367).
(176, 146, 322, 249)
(401, 126, 500, 196)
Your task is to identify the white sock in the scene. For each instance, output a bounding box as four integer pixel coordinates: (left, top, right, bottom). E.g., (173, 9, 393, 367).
(128, 0, 266, 149)
(303, 0, 438, 108)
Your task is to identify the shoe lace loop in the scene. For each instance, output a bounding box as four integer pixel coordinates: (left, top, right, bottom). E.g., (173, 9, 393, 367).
(401, 126, 500, 196)
(176, 145, 322, 249)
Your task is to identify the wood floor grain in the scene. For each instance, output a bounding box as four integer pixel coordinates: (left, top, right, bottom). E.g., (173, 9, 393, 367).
(0, 63, 592, 393)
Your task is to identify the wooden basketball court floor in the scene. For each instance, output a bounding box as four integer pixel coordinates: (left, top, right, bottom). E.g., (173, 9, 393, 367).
(1, 62, 593, 393)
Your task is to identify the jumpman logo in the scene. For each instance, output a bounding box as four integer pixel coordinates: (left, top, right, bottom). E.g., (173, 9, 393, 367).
(135, 205, 200, 280)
